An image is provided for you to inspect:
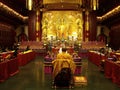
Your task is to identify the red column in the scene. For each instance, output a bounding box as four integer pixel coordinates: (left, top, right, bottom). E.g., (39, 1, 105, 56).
(84, 11, 90, 42)
(35, 10, 40, 41)
(28, 11, 36, 41)
(39, 11, 42, 41)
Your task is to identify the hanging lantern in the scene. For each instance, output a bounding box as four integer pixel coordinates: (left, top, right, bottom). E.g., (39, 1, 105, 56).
(26, 0, 33, 10)
(91, 0, 99, 10)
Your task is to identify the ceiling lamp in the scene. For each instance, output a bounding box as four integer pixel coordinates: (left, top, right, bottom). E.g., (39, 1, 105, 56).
(82, 0, 99, 11)
(90, 0, 99, 10)
(26, 0, 33, 10)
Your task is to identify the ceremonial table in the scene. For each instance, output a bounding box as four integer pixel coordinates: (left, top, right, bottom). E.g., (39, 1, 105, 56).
(44, 55, 82, 74)
(88, 51, 106, 66)
(0, 51, 14, 59)
(111, 62, 120, 86)
(115, 53, 120, 58)
(110, 52, 120, 59)
(0, 60, 9, 82)
(104, 59, 120, 86)
(74, 57, 82, 75)
(34, 48, 46, 56)
(17, 50, 36, 66)
(8, 58, 19, 76)
(52, 47, 74, 54)
(88, 51, 120, 86)
(44, 55, 81, 63)
(104, 59, 114, 79)
(0, 58, 19, 83)
(78, 49, 89, 58)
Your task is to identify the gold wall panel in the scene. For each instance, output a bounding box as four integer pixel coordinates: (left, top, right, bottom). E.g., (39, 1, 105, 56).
(42, 11, 83, 42)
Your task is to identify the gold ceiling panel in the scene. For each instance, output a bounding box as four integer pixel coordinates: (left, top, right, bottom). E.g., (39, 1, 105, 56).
(43, 0, 82, 4)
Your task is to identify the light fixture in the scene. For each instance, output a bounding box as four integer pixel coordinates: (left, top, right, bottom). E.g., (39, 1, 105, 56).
(26, 0, 33, 10)
(90, 0, 99, 10)
(82, 0, 99, 11)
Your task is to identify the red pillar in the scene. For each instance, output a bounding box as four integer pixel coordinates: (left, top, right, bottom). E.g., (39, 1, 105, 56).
(28, 11, 36, 41)
(84, 11, 90, 42)
(35, 10, 40, 41)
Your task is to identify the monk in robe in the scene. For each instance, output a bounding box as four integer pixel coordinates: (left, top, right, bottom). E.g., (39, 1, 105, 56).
(52, 48, 76, 79)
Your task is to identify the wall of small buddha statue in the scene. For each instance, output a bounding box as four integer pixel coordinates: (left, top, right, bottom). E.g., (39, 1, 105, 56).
(41, 11, 83, 42)
(28, 10, 97, 42)
(109, 24, 120, 50)
(0, 22, 16, 47)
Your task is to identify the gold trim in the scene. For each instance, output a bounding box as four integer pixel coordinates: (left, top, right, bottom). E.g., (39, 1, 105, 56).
(0, 2, 28, 21)
(97, 5, 120, 21)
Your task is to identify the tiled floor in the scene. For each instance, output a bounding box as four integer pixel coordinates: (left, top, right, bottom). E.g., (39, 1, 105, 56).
(0, 56, 120, 90)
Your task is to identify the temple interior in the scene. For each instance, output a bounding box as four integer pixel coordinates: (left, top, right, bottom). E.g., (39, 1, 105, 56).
(0, 0, 120, 90)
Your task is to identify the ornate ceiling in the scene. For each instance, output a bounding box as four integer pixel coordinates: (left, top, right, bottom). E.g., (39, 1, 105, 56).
(0, 0, 120, 26)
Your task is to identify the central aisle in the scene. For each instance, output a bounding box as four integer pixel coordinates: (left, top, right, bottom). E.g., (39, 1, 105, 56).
(0, 56, 120, 90)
